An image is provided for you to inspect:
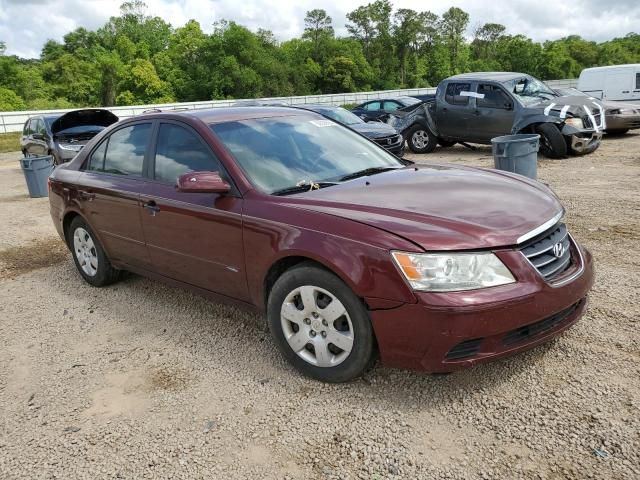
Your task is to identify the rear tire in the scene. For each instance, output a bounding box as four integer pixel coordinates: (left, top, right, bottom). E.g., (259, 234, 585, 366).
(536, 123, 567, 159)
(406, 124, 437, 154)
(67, 216, 120, 287)
(267, 263, 375, 383)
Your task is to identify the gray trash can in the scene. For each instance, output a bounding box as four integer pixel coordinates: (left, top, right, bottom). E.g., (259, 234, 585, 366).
(20, 156, 54, 198)
(491, 134, 540, 180)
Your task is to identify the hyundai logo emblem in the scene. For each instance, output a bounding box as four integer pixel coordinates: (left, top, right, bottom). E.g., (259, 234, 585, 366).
(552, 242, 565, 258)
(386, 138, 392, 145)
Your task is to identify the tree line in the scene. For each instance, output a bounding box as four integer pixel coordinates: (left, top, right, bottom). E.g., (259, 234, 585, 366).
(1, 0, 639, 111)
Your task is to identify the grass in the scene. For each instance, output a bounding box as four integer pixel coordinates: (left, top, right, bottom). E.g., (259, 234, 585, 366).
(0, 132, 21, 153)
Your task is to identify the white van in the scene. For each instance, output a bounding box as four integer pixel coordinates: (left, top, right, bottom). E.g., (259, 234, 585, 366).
(578, 64, 640, 102)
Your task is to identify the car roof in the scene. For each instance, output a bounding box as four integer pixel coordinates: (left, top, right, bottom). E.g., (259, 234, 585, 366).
(446, 72, 529, 82)
(143, 106, 318, 124)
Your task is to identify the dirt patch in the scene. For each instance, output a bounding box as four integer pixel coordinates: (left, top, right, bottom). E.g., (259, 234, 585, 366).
(0, 236, 68, 279)
(148, 366, 191, 391)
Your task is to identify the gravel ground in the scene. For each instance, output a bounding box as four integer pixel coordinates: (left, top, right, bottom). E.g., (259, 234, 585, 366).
(0, 135, 638, 480)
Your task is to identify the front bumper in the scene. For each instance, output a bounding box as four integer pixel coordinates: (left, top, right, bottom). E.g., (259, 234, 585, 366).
(605, 114, 640, 131)
(369, 243, 594, 372)
(567, 130, 602, 154)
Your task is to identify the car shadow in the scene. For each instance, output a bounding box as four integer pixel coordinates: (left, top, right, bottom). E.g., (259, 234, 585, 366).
(75, 264, 557, 408)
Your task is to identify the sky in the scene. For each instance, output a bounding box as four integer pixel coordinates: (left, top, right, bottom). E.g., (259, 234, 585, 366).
(1, 0, 639, 59)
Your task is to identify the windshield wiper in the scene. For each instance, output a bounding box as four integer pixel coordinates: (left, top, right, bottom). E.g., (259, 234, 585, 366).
(271, 181, 338, 196)
(338, 166, 401, 182)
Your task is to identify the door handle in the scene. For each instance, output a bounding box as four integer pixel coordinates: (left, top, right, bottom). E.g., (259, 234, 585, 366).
(78, 191, 95, 201)
(622, 90, 630, 93)
(143, 200, 161, 215)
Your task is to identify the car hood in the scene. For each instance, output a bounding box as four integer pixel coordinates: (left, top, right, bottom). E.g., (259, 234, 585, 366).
(51, 109, 119, 135)
(532, 95, 603, 117)
(350, 122, 398, 138)
(279, 165, 562, 251)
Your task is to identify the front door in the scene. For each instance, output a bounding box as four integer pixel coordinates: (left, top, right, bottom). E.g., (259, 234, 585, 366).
(139, 121, 248, 301)
(471, 84, 516, 143)
(77, 122, 153, 269)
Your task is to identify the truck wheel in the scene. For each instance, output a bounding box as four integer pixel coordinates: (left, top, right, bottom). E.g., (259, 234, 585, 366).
(536, 124, 567, 159)
(407, 125, 437, 154)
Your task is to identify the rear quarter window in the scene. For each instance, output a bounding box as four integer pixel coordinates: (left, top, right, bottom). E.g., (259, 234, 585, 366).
(445, 83, 471, 106)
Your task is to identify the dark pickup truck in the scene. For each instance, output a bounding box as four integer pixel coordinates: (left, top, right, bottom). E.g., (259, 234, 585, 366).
(388, 72, 605, 158)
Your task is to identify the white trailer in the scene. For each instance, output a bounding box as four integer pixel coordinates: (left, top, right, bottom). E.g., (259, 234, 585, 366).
(578, 64, 640, 102)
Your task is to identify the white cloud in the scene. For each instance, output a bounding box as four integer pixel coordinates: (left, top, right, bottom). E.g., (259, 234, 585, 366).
(1, 0, 638, 58)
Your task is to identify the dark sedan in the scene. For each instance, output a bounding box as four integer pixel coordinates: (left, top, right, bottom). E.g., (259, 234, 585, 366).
(21, 109, 118, 165)
(553, 87, 640, 134)
(351, 96, 422, 122)
(49, 107, 593, 383)
(294, 104, 404, 156)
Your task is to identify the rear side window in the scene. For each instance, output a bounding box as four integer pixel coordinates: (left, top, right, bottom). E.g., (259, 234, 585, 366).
(636, 72, 640, 89)
(154, 123, 221, 184)
(445, 83, 471, 106)
(477, 84, 512, 109)
(87, 123, 151, 176)
(364, 101, 381, 111)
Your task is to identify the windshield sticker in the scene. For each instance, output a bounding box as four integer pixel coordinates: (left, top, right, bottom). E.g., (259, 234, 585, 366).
(460, 91, 485, 99)
(310, 120, 338, 127)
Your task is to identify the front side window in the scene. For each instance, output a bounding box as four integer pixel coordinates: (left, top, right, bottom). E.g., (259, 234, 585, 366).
(154, 123, 221, 184)
(636, 72, 640, 89)
(23, 120, 31, 135)
(477, 84, 512, 109)
(210, 116, 403, 194)
(87, 123, 151, 176)
(445, 83, 471, 106)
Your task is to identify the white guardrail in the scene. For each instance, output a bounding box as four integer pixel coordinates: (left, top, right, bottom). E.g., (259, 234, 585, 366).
(0, 79, 578, 134)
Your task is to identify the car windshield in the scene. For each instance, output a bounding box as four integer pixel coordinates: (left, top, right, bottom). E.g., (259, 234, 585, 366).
(316, 107, 363, 126)
(398, 96, 422, 107)
(508, 77, 557, 105)
(210, 116, 403, 194)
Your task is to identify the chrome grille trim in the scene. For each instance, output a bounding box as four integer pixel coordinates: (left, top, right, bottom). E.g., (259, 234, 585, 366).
(517, 211, 563, 244)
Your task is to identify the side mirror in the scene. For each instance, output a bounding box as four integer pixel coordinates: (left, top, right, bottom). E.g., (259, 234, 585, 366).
(177, 171, 231, 194)
(504, 102, 513, 110)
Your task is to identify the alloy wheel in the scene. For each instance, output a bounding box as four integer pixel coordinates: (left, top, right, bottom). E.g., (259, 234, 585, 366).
(280, 285, 354, 367)
(411, 130, 428, 149)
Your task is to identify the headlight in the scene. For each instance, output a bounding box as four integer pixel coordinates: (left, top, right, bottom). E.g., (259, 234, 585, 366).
(58, 143, 83, 151)
(563, 117, 583, 128)
(391, 251, 515, 292)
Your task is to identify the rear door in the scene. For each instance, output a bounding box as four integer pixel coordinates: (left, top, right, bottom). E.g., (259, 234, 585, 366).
(470, 83, 516, 142)
(436, 82, 474, 140)
(138, 121, 248, 301)
(77, 122, 153, 269)
(633, 70, 640, 101)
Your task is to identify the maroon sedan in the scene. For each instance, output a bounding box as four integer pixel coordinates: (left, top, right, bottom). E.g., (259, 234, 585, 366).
(48, 107, 594, 382)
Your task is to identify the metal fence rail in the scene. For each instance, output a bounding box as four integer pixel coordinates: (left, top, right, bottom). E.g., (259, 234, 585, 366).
(0, 79, 578, 134)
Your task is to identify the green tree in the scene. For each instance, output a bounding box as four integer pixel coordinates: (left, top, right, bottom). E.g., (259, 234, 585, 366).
(439, 7, 470, 74)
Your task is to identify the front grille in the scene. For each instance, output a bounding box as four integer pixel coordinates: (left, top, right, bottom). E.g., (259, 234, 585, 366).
(502, 300, 582, 346)
(520, 222, 572, 281)
(374, 134, 402, 148)
(445, 338, 483, 360)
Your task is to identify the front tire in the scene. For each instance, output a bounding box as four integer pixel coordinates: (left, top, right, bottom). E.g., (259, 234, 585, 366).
(536, 123, 567, 159)
(406, 124, 437, 154)
(267, 263, 375, 383)
(67, 216, 120, 287)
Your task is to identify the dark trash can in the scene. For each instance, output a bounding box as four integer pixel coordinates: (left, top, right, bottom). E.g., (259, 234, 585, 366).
(20, 155, 54, 198)
(491, 134, 540, 180)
